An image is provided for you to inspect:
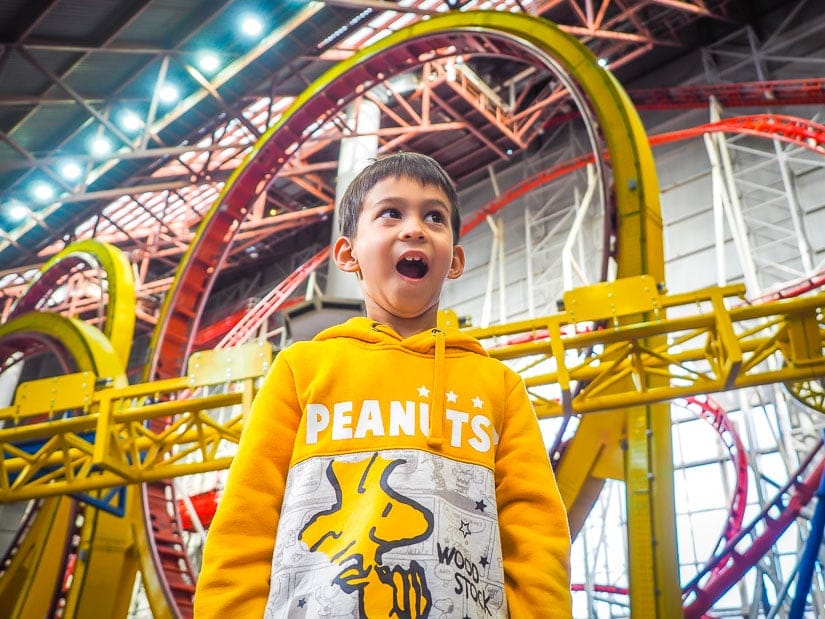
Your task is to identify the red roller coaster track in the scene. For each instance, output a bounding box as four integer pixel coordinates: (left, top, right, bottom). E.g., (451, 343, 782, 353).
(462, 114, 825, 237)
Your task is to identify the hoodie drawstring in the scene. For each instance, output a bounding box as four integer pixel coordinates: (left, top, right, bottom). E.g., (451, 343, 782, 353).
(428, 328, 446, 447)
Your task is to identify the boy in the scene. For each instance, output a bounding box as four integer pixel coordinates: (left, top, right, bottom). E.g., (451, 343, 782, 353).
(194, 152, 572, 617)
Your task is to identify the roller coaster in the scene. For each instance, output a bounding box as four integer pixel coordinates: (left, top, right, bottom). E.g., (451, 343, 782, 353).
(2, 11, 825, 619)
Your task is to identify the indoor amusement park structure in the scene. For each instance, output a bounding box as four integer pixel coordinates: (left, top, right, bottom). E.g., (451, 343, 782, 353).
(1, 10, 825, 619)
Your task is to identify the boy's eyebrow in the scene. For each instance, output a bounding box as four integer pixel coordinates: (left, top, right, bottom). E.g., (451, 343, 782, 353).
(370, 195, 450, 210)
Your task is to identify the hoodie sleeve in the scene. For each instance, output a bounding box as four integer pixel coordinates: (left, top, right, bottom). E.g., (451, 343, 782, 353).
(193, 351, 301, 618)
(495, 371, 572, 616)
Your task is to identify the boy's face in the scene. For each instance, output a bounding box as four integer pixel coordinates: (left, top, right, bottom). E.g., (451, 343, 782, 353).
(334, 175, 465, 333)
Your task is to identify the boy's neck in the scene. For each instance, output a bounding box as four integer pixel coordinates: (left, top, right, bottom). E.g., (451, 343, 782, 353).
(366, 307, 438, 339)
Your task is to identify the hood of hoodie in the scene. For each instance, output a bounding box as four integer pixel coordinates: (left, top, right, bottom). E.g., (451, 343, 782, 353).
(313, 316, 487, 447)
(313, 316, 487, 356)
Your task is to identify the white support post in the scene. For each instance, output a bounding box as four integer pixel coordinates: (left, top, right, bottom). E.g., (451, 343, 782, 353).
(562, 163, 597, 290)
(704, 132, 730, 287)
(773, 140, 814, 274)
(480, 214, 501, 329)
(481, 165, 507, 327)
(326, 98, 379, 299)
(497, 216, 507, 325)
(0, 361, 22, 407)
(703, 119, 761, 295)
(525, 208, 535, 318)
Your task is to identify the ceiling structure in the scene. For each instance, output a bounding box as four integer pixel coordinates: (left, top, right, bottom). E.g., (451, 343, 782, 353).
(0, 0, 812, 334)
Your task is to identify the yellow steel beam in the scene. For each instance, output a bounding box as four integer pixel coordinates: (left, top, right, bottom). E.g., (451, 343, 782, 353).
(554, 411, 623, 536)
(474, 283, 825, 417)
(1, 282, 824, 502)
(0, 340, 271, 503)
(0, 390, 243, 499)
(0, 334, 272, 617)
(67, 489, 141, 619)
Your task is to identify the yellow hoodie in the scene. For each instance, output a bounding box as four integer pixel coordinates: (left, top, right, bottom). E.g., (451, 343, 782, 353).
(194, 317, 571, 618)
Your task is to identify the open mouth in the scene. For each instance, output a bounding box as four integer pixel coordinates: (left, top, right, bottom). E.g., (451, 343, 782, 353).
(396, 255, 428, 279)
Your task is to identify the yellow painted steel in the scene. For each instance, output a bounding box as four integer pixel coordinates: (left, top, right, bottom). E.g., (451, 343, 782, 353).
(468, 280, 825, 411)
(0, 311, 136, 619)
(67, 489, 141, 619)
(0, 341, 271, 500)
(3, 284, 824, 491)
(0, 497, 76, 617)
(0, 299, 268, 617)
(12, 239, 136, 368)
(787, 377, 825, 412)
(1, 241, 145, 618)
(0, 312, 128, 388)
(13, 370, 97, 413)
(131, 505, 176, 619)
(0, 339, 270, 619)
(132, 341, 272, 619)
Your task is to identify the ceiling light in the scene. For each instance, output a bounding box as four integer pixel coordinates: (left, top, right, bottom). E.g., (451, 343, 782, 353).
(198, 52, 221, 73)
(5, 201, 28, 222)
(90, 136, 112, 157)
(32, 183, 54, 202)
(240, 15, 263, 37)
(120, 110, 143, 132)
(61, 161, 83, 180)
(159, 84, 179, 104)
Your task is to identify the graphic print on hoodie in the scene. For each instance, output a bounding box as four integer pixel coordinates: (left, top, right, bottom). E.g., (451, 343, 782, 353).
(266, 449, 506, 618)
(299, 453, 434, 617)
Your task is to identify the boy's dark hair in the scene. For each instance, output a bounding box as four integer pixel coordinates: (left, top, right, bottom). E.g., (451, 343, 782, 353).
(338, 152, 461, 244)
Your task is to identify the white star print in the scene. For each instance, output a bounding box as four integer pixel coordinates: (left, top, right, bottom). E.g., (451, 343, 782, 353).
(418, 385, 430, 398)
(472, 396, 484, 409)
(446, 390, 458, 403)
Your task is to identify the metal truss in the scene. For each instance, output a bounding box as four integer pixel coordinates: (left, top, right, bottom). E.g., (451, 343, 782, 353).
(0, 54, 566, 328)
(0, 0, 764, 338)
(0, 340, 271, 505)
(3, 3, 825, 617)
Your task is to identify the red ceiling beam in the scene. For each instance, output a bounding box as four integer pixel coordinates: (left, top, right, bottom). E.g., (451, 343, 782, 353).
(631, 77, 825, 110)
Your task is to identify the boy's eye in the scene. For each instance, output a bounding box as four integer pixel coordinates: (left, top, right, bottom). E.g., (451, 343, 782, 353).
(379, 208, 402, 219)
(425, 211, 445, 224)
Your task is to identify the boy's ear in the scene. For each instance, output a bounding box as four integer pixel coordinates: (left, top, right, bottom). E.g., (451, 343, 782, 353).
(447, 244, 465, 280)
(333, 236, 360, 273)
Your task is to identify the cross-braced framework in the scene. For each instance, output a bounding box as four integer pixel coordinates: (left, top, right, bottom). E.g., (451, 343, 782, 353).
(501, 12, 825, 615)
(1, 0, 759, 322)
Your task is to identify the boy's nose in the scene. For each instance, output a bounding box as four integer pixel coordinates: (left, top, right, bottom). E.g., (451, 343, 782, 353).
(400, 219, 426, 240)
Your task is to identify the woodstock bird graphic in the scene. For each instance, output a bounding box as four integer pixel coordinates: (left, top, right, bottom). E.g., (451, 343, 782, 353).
(300, 453, 435, 618)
